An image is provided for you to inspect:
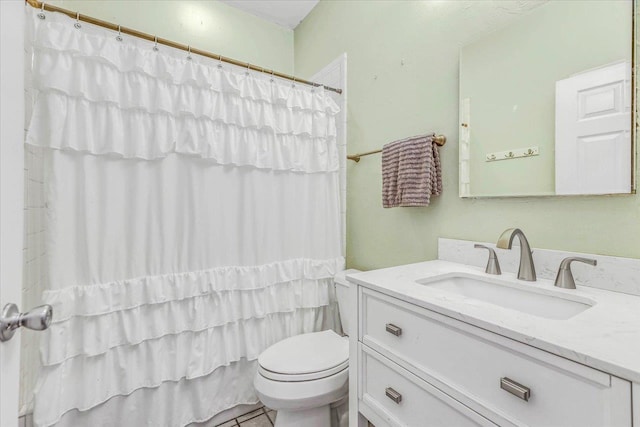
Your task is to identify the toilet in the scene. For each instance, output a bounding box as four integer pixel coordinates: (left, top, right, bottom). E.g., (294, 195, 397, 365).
(254, 269, 358, 427)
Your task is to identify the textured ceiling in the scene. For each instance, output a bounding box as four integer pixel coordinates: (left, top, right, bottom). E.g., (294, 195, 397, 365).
(220, 0, 320, 30)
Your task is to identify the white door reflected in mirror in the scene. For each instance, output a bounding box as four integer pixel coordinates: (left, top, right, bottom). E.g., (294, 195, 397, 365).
(555, 61, 631, 195)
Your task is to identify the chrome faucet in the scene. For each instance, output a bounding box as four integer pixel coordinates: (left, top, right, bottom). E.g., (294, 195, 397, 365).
(474, 244, 501, 275)
(496, 228, 536, 281)
(554, 257, 597, 289)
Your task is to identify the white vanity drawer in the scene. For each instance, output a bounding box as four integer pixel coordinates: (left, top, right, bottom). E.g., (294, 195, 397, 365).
(359, 344, 496, 427)
(360, 288, 632, 427)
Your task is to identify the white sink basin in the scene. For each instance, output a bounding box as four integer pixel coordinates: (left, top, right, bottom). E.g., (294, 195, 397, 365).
(416, 274, 594, 320)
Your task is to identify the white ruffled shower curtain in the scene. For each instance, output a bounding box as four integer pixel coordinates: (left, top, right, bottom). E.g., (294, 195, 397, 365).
(25, 8, 343, 427)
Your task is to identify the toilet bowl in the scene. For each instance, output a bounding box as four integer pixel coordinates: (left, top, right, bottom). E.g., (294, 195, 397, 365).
(254, 269, 358, 427)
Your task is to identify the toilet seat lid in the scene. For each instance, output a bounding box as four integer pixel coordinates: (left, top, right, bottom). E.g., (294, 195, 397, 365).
(258, 330, 348, 378)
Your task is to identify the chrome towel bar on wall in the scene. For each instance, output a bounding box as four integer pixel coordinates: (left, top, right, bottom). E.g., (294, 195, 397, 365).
(347, 134, 446, 162)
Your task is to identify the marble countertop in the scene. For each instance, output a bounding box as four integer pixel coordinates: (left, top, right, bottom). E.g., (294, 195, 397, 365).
(347, 260, 640, 383)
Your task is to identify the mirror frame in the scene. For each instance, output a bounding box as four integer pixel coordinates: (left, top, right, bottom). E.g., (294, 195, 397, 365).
(632, 0, 637, 193)
(459, 1, 637, 198)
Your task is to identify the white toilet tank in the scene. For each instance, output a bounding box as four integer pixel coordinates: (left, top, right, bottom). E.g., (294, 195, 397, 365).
(334, 269, 360, 336)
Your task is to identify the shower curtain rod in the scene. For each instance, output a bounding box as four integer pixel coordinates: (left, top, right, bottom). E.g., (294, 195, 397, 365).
(25, 0, 343, 95)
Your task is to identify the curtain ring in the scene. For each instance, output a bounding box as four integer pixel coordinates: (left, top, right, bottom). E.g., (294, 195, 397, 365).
(245, 63, 251, 76)
(217, 54, 223, 69)
(292, 77, 296, 88)
(186, 45, 192, 61)
(270, 69, 275, 83)
(37, 1, 46, 19)
(74, 12, 82, 29)
(153, 36, 159, 51)
(116, 25, 123, 42)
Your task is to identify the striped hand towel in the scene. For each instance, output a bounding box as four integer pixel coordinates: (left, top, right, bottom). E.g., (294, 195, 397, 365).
(382, 133, 442, 208)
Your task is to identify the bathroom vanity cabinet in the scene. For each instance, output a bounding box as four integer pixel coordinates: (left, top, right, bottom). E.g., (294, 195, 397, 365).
(356, 288, 630, 427)
(347, 259, 640, 427)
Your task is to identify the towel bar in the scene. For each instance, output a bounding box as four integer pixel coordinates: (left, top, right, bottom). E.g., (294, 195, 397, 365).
(347, 134, 446, 162)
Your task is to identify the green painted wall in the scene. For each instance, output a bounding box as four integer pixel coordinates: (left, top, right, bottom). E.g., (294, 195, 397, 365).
(461, 1, 630, 196)
(50, 0, 294, 74)
(294, 0, 640, 270)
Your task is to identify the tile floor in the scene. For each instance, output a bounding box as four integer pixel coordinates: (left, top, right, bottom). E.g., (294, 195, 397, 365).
(19, 407, 276, 427)
(215, 406, 276, 427)
(17, 413, 32, 427)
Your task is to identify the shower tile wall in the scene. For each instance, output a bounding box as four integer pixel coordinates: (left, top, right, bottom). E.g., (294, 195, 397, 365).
(21, 144, 47, 416)
(20, 40, 47, 418)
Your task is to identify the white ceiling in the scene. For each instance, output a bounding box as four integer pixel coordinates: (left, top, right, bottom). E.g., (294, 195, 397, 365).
(220, 0, 320, 30)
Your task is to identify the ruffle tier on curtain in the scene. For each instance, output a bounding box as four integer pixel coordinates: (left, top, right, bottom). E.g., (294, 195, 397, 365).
(25, 7, 343, 427)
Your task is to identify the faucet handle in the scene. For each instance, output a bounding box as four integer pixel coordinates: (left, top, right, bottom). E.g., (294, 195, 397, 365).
(554, 257, 597, 289)
(474, 244, 502, 275)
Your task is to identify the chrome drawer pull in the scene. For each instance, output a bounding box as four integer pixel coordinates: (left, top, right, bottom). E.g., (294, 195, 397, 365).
(500, 377, 530, 401)
(385, 387, 402, 404)
(385, 323, 402, 336)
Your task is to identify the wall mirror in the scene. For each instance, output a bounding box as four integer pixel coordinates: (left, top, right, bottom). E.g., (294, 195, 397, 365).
(459, 0, 635, 198)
